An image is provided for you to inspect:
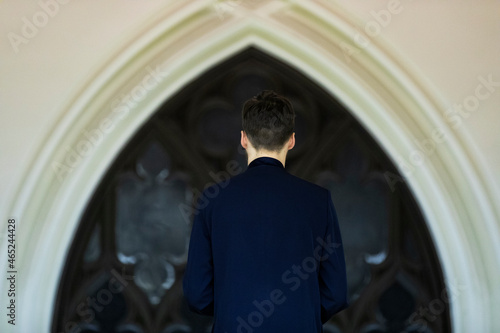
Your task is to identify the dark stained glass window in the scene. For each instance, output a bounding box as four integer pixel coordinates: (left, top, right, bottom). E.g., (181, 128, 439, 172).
(52, 48, 450, 333)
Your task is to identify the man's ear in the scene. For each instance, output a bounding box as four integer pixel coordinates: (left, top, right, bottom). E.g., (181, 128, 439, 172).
(241, 131, 248, 149)
(287, 133, 296, 150)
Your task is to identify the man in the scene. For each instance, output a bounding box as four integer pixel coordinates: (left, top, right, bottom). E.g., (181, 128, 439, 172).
(183, 90, 348, 332)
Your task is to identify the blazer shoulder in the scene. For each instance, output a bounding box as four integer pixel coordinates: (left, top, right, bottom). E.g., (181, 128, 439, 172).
(287, 172, 330, 195)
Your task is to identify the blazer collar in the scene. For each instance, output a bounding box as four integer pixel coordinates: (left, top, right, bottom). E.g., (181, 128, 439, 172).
(248, 157, 285, 169)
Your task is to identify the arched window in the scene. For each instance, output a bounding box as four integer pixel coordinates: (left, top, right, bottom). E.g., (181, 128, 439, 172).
(52, 48, 450, 333)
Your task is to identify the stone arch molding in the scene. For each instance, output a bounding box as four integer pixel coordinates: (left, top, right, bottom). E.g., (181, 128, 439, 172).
(4, 1, 498, 332)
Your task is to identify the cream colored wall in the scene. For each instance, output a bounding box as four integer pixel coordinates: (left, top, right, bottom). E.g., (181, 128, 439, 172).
(0, 1, 499, 332)
(0, 0, 166, 213)
(340, 0, 500, 190)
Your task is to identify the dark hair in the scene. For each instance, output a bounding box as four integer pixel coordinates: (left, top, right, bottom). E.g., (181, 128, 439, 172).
(242, 90, 295, 151)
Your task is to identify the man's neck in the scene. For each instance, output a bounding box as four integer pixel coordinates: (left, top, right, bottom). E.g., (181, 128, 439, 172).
(247, 148, 287, 167)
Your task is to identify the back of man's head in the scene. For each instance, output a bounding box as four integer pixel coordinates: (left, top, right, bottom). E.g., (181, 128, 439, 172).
(242, 90, 295, 152)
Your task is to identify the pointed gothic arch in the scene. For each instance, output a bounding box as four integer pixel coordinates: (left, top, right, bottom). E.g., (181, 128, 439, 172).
(52, 47, 450, 332)
(7, 2, 497, 332)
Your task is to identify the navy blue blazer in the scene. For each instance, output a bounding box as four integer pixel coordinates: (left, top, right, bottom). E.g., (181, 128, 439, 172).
(183, 157, 348, 332)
